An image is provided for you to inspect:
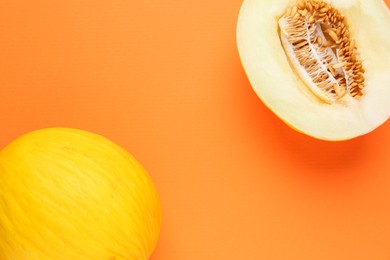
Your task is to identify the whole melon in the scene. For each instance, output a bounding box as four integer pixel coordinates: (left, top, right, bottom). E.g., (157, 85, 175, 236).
(0, 128, 161, 259)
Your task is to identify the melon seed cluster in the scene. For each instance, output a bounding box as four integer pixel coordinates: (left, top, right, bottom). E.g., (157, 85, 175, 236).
(278, 0, 365, 103)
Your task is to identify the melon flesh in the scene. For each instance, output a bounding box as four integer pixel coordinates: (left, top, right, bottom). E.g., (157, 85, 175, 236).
(237, 0, 390, 140)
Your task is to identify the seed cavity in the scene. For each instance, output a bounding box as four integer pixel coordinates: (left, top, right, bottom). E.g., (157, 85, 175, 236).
(279, 0, 365, 103)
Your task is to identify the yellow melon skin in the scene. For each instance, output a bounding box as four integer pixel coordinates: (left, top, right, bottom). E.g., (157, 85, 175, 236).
(0, 128, 161, 260)
(237, 0, 390, 140)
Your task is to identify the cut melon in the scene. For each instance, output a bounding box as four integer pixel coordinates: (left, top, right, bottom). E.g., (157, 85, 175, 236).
(237, 0, 390, 140)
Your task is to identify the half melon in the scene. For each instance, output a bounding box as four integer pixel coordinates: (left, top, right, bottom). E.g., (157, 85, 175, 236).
(237, 0, 390, 140)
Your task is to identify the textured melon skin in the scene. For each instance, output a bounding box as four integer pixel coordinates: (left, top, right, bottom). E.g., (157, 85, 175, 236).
(237, 0, 390, 140)
(0, 128, 161, 259)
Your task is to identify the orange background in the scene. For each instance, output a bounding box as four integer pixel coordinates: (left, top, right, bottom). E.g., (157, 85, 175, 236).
(1, 0, 390, 259)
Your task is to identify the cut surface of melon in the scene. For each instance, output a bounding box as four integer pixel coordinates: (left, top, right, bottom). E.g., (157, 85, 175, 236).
(237, 0, 390, 140)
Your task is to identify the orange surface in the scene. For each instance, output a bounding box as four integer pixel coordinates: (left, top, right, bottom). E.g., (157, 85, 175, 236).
(1, 0, 390, 259)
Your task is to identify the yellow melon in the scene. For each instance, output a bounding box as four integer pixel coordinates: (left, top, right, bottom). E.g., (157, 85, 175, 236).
(237, 0, 390, 140)
(0, 128, 161, 259)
